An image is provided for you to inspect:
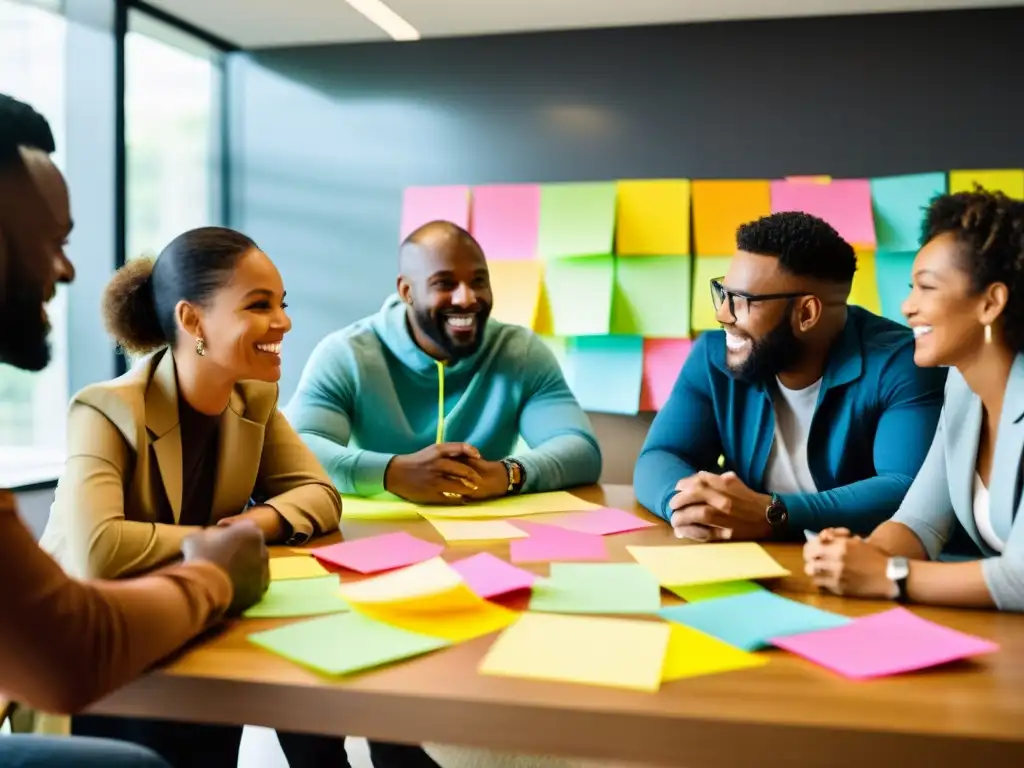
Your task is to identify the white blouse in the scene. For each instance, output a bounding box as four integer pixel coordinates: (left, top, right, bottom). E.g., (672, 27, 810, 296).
(974, 473, 1005, 553)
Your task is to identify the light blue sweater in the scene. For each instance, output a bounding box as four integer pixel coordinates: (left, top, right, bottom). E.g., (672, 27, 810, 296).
(284, 295, 602, 496)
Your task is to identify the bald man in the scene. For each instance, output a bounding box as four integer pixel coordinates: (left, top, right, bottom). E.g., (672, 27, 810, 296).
(285, 220, 601, 503)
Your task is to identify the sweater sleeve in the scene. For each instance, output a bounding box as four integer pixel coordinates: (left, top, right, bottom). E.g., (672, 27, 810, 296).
(511, 336, 602, 491)
(0, 492, 231, 714)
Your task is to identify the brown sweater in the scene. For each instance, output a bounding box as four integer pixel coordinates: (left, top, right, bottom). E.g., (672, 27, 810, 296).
(0, 491, 232, 714)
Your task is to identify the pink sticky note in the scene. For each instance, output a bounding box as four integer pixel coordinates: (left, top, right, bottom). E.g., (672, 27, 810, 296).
(470, 184, 540, 261)
(309, 533, 443, 575)
(400, 186, 470, 241)
(538, 508, 658, 536)
(639, 339, 691, 411)
(451, 552, 538, 599)
(771, 607, 998, 680)
(509, 522, 608, 564)
(770, 179, 876, 247)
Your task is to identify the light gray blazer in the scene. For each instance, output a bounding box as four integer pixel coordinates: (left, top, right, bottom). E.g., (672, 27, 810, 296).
(892, 354, 1024, 611)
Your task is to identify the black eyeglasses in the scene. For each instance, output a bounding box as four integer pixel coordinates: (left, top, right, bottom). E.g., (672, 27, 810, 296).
(709, 278, 810, 321)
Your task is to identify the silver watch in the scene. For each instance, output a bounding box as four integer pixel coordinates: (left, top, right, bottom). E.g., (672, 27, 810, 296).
(885, 556, 910, 602)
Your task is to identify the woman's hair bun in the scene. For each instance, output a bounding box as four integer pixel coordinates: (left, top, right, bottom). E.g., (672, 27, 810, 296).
(101, 257, 166, 356)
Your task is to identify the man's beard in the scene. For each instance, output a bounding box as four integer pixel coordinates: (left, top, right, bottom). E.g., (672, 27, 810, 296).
(727, 305, 803, 383)
(413, 304, 491, 361)
(0, 288, 50, 371)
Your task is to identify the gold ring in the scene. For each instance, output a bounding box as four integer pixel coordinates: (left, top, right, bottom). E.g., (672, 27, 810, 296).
(441, 491, 462, 499)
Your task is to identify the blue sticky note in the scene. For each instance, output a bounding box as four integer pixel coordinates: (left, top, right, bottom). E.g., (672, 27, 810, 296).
(876, 250, 916, 325)
(870, 173, 946, 251)
(567, 335, 643, 415)
(659, 590, 852, 651)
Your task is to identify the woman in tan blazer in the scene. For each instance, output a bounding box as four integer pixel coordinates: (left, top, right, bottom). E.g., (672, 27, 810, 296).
(38, 227, 371, 767)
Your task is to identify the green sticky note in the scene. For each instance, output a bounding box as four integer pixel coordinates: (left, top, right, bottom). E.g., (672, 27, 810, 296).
(249, 612, 450, 676)
(611, 255, 692, 337)
(529, 563, 662, 615)
(543, 254, 614, 336)
(667, 580, 765, 602)
(870, 173, 946, 252)
(243, 575, 349, 619)
(876, 251, 916, 325)
(691, 256, 731, 332)
(566, 336, 643, 415)
(538, 182, 617, 259)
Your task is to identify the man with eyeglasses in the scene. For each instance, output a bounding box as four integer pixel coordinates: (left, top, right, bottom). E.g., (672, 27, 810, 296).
(634, 211, 946, 542)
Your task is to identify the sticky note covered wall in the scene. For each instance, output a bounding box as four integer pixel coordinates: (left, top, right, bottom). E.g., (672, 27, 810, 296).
(400, 170, 1022, 415)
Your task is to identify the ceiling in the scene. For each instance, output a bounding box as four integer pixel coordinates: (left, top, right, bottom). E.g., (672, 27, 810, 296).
(146, 0, 1022, 48)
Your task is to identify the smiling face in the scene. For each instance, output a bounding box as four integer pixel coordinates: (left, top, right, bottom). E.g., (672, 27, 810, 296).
(0, 147, 75, 370)
(399, 235, 492, 361)
(902, 231, 1002, 368)
(186, 248, 291, 382)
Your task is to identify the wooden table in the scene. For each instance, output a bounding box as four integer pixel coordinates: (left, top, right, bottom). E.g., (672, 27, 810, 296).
(89, 486, 1024, 766)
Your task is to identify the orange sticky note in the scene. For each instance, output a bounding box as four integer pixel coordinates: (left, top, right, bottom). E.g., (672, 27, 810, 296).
(692, 180, 771, 256)
(488, 261, 543, 329)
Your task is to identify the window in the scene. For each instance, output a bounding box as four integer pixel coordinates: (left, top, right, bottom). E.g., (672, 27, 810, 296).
(0, 0, 70, 484)
(125, 10, 223, 261)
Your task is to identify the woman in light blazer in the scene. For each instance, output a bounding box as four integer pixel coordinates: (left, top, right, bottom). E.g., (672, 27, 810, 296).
(805, 189, 1024, 611)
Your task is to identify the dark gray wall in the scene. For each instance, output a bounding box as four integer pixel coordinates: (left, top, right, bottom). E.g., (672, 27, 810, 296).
(228, 7, 1024, 481)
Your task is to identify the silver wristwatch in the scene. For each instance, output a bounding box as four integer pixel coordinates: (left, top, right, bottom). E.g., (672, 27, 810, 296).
(885, 556, 910, 602)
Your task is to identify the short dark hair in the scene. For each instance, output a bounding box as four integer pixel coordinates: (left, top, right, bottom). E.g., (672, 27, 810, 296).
(922, 189, 1024, 353)
(736, 211, 857, 283)
(102, 227, 257, 355)
(0, 93, 55, 167)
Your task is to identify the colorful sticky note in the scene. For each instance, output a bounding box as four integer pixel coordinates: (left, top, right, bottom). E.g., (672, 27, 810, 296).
(876, 250, 915, 324)
(339, 558, 519, 642)
(400, 186, 470, 242)
(479, 612, 671, 692)
(243, 575, 349, 619)
(627, 542, 790, 587)
(309, 532, 443, 574)
(692, 180, 771, 257)
(339, 493, 423, 521)
(691, 256, 730, 332)
(419, 491, 601, 520)
(661, 623, 767, 682)
(451, 552, 538, 599)
(660, 590, 851, 651)
(772, 607, 999, 680)
(542, 255, 614, 336)
(870, 173, 946, 251)
(428, 519, 529, 542)
(488, 261, 543, 329)
(537, 507, 657, 536)
(470, 184, 540, 260)
(509, 522, 608, 564)
(949, 169, 1024, 199)
(615, 179, 691, 256)
(249, 612, 450, 676)
(270, 556, 331, 581)
(537, 182, 617, 259)
(639, 339, 691, 411)
(565, 335, 643, 415)
(849, 251, 882, 315)
(529, 563, 662, 615)
(667, 580, 765, 602)
(610, 256, 692, 338)
(770, 179, 876, 248)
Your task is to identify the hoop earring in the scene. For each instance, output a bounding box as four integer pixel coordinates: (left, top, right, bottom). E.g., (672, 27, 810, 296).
(195, 336, 206, 356)
(984, 324, 993, 345)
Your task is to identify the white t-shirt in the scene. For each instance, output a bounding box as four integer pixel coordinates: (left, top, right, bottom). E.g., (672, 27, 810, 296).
(974, 473, 1004, 553)
(764, 377, 822, 495)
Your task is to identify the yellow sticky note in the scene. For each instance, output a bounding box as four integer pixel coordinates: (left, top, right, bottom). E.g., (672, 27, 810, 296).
(692, 180, 771, 257)
(615, 180, 691, 256)
(419, 491, 602, 520)
(691, 256, 730, 332)
(949, 169, 1024, 199)
(627, 542, 790, 587)
(488, 261, 543, 329)
(340, 558, 519, 642)
(429, 519, 529, 542)
(850, 251, 882, 315)
(479, 613, 670, 692)
(341, 493, 423, 520)
(661, 623, 766, 681)
(270, 556, 330, 581)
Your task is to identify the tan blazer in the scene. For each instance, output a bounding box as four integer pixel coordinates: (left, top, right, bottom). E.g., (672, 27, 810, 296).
(41, 348, 341, 579)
